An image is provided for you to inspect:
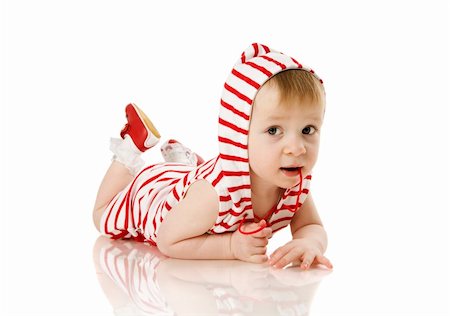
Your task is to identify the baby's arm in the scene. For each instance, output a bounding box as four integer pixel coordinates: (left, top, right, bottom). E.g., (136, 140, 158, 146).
(269, 194, 333, 269)
(157, 180, 271, 262)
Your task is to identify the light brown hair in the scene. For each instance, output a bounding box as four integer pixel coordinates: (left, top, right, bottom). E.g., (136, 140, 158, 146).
(265, 69, 325, 106)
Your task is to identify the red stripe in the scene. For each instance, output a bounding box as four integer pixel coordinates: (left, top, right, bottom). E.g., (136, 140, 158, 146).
(138, 169, 189, 191)
(271, 216, 294, 226)
(136, 195, 144, 227)
(212, 171, 223, 186)
(219, 118, 248, 135)
(228, 184, 251, 192)
(218, 196, 252, 209)
(286, 190, 302, 197)
(291, 57, 303, 68)
(220, 195, 231, 202)
(261, 55, 286, 70)
(245, 61, 273, 77)
(218, 136, 247, 150)
(219, 209, 243, 217)
(110, 230, 129, 240)
(115, 196, 129, 231)
(274, 203, 303, 215)
(217, 221, 240, 229)
(220, 99, 249, 120)
(202, 157, 219, 180)
(142, 187, 156, 231)
(123, 168, 152, 232)
(234, 197, 252, 207)
(231, 69, 260, 89)
(252, 43, 259, 57)
(147, 238, 156, 246)
(223, 171, 249, 177)
(305, 175, 312, 180)
(158, 203, 165, 223)
(224, 83, 252, 105)
(152, 209, 158, 232)
(173, 187, 180, 201)
(220, 153, 248, 163)
(262, 44, 270, 53)
(280, 204, 301, 211)
(139, 192, 165, 232)
(156, 177, 177, 183)
(194, 164, 201, 178)
(218, 203, 251, 216)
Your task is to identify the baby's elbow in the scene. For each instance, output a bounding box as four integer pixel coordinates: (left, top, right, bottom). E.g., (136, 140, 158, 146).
(92, 208, 102, 233)
(156, 236, 176, 258)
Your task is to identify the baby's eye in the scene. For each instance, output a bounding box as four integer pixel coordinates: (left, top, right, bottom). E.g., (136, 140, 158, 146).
(302, 126, 316, 135)
(267, 127, 280, 135)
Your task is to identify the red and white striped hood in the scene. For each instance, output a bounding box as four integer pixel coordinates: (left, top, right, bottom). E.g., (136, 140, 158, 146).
(217, 43, 323, 204)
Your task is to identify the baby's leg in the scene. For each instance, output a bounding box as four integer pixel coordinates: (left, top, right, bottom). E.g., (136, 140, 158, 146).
(92, 103, 160, 231)
(93, 161, 134, 231)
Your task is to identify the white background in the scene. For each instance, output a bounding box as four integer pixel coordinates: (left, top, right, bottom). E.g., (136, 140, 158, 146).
(1, 0, 449, 315)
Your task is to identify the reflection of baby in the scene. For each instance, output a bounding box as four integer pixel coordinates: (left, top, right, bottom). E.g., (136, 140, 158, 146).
(93, 236, 330, 315)
(93, 237, 173, 315)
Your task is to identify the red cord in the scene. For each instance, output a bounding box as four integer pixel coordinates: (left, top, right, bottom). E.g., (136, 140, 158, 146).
(238, 214, 267, 235)
(289, 167, 303, 213)
(238, 168, 303, 235)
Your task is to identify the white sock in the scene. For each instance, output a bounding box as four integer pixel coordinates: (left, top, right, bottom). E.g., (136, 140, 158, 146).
(160, 141, 197, 166)
(110, 135, 144, 176)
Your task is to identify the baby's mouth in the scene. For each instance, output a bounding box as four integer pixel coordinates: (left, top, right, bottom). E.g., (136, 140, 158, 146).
(281, 167, 300, 171)
(280, 166, 302, 177)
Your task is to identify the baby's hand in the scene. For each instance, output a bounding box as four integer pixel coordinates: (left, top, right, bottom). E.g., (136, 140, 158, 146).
(231, 220, 272, 263)
(268, 238, 333, 270)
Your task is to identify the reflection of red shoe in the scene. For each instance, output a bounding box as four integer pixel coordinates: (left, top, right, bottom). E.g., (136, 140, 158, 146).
(120, 103, 161, 152)
(160, 139, 204, 166)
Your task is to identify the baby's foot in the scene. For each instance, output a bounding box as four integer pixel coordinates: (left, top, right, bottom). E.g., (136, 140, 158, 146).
(160, 139, 204, 166)
(120, 103, 161, 152)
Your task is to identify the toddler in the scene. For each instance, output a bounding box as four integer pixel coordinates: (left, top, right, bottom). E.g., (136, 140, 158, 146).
(93, 43, 332, 270)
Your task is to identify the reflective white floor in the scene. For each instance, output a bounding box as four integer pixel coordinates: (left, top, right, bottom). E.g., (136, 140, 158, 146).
(2, 228, 449, 316)
(93, 236, 330, 316)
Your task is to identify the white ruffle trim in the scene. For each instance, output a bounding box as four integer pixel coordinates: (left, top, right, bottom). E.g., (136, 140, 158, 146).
(110, 136, 144, 176)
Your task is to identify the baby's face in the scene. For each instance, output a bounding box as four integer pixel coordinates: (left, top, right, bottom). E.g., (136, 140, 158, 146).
(248, 83, 325, 190)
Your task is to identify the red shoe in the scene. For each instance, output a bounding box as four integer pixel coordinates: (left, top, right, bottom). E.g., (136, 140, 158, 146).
(160, 139, 205, 166)
(120, 103, 161, 152)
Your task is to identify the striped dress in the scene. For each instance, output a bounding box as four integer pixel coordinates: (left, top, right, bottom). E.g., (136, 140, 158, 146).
(100, 43, 323, 246)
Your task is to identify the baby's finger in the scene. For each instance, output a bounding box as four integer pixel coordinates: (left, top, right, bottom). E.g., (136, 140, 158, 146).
(250, 254, 269, 264)
(269, 244, 295, 267)
(252, 237, 268, 247)
(253, 245, 267, 255)
(252, 227, 272, 238)
(273, 249, 305, 269)
(300, 252, 316, 270)
(314, 255, 333, 269)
